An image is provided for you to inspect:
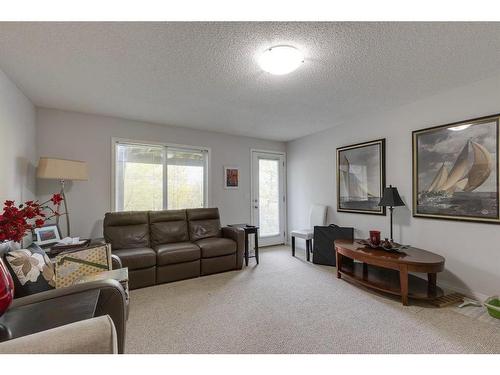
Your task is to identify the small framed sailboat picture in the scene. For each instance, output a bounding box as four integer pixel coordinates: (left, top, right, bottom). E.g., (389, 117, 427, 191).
(336, 139, 386, 215)
(413, 114, 500, 223)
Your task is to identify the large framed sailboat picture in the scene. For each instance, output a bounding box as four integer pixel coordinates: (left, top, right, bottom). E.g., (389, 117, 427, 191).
(413, 114, 500, 223)
(337, 139, 386, 215)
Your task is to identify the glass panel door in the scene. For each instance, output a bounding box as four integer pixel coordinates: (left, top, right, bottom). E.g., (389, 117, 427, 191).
(252, 151, 285, 246)
(258, 159, 280, 237)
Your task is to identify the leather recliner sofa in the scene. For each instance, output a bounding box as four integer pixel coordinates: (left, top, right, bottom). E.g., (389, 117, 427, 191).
(103, 208, 245, 289)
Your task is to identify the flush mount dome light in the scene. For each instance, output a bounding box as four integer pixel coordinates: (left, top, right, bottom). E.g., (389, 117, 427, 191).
(258, 45, 304, 75)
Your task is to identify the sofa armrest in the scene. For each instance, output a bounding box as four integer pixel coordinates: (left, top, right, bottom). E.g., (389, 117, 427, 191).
(111, 254, 123, 269)
(221, 226, 245, 269)
(12, 279, 127, 354)
(0, 315, 117, 354)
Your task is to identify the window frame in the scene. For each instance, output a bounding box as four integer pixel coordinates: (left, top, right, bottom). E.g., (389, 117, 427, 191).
(111, 137, 211, 212)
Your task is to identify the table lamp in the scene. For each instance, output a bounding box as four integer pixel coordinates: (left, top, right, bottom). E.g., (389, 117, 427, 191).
(378, 185, 405, 242)
(37, 157, 88, 237)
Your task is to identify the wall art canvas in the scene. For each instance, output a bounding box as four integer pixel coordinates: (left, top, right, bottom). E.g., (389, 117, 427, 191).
(413, 114, 500, 223)
(337, 139, 386, 215)
(224, 166, 239, 189)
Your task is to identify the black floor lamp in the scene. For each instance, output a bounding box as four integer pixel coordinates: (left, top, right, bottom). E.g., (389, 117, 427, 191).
(378, 185, 405, 242)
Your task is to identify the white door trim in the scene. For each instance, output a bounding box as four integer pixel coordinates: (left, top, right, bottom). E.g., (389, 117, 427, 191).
(250, 149, 287, 246)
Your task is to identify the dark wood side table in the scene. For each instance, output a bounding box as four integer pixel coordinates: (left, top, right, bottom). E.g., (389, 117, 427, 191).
(334, 239, 445, 306)
(0, 289, 100, 342)
(228, 224, 259, 266)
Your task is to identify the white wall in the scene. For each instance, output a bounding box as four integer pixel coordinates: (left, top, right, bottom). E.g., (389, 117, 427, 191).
(36, 108, 285, 238)
(287, 74, 500, 300)
(0, 68, 36, 204)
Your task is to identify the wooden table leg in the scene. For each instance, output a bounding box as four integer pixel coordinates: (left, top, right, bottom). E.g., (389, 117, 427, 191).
(244, 232, 249, 267)
(291, 236, 295, 257)
(363, 263, 368, 278)
(254, 232, 259, 264)
(306, 239, 310, 262)
(428, 272, 437, 296)
(399, 265, 409, 306)
(336, 250, 342, 279)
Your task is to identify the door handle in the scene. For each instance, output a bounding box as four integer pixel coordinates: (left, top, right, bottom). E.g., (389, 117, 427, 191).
(254, 206, 258, 209)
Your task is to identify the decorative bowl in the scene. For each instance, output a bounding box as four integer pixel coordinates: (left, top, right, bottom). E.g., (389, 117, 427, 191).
(358, 239, 408, 252)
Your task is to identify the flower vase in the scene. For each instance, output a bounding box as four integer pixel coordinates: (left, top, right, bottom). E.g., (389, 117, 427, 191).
(0, 250, 14, 317)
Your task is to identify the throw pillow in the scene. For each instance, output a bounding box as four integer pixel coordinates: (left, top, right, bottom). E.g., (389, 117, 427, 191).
(4, 243, 55, 298)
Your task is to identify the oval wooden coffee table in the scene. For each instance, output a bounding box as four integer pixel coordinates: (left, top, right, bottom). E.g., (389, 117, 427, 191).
(334, 239, 445, 306)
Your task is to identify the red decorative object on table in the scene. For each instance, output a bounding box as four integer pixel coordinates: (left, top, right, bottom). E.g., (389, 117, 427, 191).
(0, 194, 64, 316)
(369, 230, 381, 246)
(0, 258, 14, 316)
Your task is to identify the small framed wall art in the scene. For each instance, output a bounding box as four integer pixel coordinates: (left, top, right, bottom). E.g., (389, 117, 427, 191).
(413, 113, 500, 223)
(33, 224, 62, 247)
(224, 166, 239, 189)
(337, 139, 386, 215)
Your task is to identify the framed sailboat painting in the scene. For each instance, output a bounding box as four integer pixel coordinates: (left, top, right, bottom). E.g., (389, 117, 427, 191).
(336, 139, 386, 215)
(413, 114, 500, 223)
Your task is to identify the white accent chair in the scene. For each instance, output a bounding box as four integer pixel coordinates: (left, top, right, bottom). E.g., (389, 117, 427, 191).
(290, 204, 327, 261)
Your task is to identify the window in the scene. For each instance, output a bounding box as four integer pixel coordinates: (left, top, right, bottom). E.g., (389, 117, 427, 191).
(258, 158, 280, 236)
(114, 140, 208, 211)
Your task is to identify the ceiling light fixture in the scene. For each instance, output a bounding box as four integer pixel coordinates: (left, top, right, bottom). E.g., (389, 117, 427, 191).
(257, 45, 304, 75)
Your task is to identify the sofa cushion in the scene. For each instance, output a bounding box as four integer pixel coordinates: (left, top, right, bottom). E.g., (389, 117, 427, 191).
(155, 242, 200, 266)
(112, 247, 156, 270)
(149, 210, 189, 246)
(186, 208, 220, 221)
(187, 208, 221, 241)
(104, 211, 149, 226)
(195, 237, 236, 258)
(104, 211, 150, 250)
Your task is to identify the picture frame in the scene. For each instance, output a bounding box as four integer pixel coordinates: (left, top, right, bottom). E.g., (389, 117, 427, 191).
(224, 166, 239, 189)
(336, 139, 386, 215)
(412, 113, 500, 224)
(33, 224, 62, 247)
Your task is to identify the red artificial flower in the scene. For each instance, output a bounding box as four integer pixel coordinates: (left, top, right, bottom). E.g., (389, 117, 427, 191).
(0, 194, 64, 243)
(50, 194, 64, 205)
(35, 219, 45, 228)
(23, 206, 36, 219)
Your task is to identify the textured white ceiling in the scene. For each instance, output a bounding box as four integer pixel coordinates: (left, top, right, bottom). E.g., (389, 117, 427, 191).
(0, 22, 500, 141)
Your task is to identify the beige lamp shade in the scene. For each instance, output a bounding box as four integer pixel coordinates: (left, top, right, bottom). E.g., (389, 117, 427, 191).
(37, 157, 88, 181)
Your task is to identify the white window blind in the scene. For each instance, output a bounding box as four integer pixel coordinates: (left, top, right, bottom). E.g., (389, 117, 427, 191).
(115, 141, 208, 211)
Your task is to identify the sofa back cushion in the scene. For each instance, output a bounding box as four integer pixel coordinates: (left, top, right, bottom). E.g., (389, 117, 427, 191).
(149, 210, 189, 246)
(103, 211, 150, 250)
(186, 208, 221, 241)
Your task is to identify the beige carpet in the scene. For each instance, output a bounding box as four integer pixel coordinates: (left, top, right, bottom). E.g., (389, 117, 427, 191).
(126, 246, 500, 353)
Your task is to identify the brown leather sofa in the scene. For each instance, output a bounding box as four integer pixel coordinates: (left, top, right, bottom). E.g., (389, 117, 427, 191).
(103, 208, 245, 289)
